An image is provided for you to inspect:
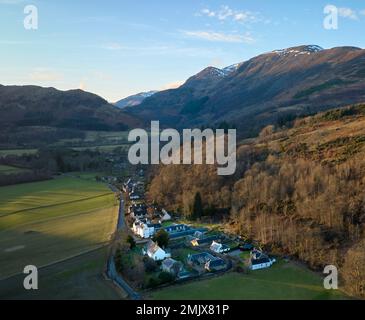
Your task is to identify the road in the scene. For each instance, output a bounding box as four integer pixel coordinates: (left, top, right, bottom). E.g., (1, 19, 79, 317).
(106, 188, 142, 300)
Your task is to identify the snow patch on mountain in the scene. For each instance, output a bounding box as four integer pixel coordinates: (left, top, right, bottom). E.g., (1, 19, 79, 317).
(273, 45, 324, 57)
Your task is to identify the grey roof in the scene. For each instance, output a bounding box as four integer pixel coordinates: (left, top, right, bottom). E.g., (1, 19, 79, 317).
(206, 258, 226, 268)
(162, 258, 177, 269)
(189, 252, 216, 264)
(251, 257, 271, 265)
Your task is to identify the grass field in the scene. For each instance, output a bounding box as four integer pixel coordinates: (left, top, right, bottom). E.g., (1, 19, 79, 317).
(0, 176, 118, 279)
(0, 149, 38, 156)
(0, 165, 29, 175)
(149, 260, 348, 300)
(0, 247, 125, 300)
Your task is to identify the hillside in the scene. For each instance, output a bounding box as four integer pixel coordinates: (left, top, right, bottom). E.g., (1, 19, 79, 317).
(147, 103, 365, 298)
(115, 91, 158, 109)
(129, 45, 365, 137)
(0, 85, 142, 131)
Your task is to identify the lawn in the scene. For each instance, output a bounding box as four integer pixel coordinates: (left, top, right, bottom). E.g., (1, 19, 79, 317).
(149, 260, 348, 300)
(0, 176, 118, 279)
(172, 247, 197, 263)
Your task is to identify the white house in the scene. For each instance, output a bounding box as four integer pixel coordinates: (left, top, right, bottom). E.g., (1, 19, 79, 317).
(132, 220, 160, 238)
(250, 249, 276, 270)
(210, 241, 230, 254)
(143, 241, 171, 261)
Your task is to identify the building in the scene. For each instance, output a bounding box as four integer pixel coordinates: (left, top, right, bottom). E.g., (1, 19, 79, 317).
(129, 191, 142, 200)
(205, 258, 227, 272)
(210, 241, 230, 254)
(123, 178, 135, 193)
(250, 249, 276, 270)
(132, 220, 161, 238)
(161, 258, 183, 276)
(143, 241, 171, 261)
(189, 234, 222, 247)
(187, 252, 216, 266)
(130, 204, 147, 219)
(164, 224, 206, 239)
(187, 252, 227, 272)
(160, 209, 172, 222)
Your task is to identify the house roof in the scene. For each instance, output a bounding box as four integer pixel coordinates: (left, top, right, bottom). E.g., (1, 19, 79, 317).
(251, 257, 271, 265)
(189, 252, 216, 264)
(210, 242, 222, 252)
(147, 224, 162, 230)
(162, 258, 177, 268)
(146, 241, 162, 255)
(206, 258, 226, 268)
(164, 224, 190, 233)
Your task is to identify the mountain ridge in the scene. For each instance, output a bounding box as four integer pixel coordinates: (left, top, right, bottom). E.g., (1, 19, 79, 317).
(127, 45, 365, 137)
(0, 84, 142, 131)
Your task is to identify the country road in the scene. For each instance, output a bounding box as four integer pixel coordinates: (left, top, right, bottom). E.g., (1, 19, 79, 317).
(106, 188, 142, 300)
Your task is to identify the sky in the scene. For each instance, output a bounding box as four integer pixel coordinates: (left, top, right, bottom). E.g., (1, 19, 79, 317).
(1, 0, 365, 102)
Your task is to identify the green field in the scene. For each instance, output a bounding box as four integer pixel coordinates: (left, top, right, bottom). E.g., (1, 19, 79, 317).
(149, 260, 348, 300)
(0, 165, 29, 175)
(0, 176, 118, 279)
(0, 247, 125, 300)
(0, 149, 38, 156)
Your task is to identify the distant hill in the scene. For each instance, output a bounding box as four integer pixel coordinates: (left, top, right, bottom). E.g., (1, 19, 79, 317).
(128, 45, 365, 137)
(0, 85, 142, 131)
(115, 91, 158, 109)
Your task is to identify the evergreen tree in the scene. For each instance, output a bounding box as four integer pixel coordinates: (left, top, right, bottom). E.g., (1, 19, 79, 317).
(191, 192, 203, 220)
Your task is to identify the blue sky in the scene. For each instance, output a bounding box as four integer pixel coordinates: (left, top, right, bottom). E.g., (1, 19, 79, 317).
(1, 0, 365, 102)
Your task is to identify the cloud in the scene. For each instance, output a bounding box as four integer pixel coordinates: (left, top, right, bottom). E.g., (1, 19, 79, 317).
(338, 7, 358, 20)
(182, 30, 254, 43)
(200, 5, 259, 24)
(29, 69, 63, 82)
(360, 10, 365, 16)
(161, 81, 185, 90)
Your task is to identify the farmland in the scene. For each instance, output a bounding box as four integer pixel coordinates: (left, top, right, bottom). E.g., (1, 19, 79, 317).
(149, 260, 348, 300)
(0, 176, 118, 280)
(0, 247, 124, 300)
(0, 165, 29, 175)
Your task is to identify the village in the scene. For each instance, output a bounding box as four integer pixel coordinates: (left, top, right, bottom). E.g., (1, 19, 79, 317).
(114, 173, 277, 291)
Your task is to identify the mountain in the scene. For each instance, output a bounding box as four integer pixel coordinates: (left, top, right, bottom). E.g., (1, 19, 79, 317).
(115, 90, 158, 109)
(128, 45, 365, 137)
(0, 85, 142, 131)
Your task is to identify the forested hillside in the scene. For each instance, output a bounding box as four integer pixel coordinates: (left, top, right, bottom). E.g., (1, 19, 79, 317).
(148, 103, 365, 298)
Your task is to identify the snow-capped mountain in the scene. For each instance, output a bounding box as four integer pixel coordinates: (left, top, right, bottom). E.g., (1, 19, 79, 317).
(126, 45, 365, 137)
(273, 45, 324, 57)
(115, 90, 158, 109)
(221, 62, 243, 75)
